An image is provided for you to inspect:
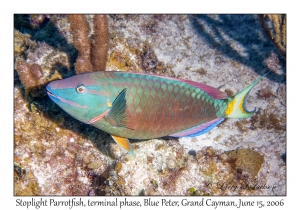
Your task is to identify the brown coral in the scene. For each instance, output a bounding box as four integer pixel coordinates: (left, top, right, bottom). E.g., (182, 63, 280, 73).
(67, 15, 93, 74)
(258, 14, 286, 59)
(14, 29, 33, 58)
(67, 14, 110, 74)
(15, 58, 44, 96)
(250, 109, 285, 132)
(257, 87, 274, 100)
(224, 148, 264, 178)
(91, 15, 110, 71)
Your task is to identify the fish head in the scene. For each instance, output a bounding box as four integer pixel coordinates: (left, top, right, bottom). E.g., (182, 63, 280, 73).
(46, 73, 109, 124)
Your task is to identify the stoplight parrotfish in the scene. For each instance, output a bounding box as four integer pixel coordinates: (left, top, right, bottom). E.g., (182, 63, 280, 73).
(46, 71, 263, 155)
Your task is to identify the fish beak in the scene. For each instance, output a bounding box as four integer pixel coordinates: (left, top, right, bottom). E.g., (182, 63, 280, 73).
(46, 83, 59, 100)
(47, 91, 57, 98)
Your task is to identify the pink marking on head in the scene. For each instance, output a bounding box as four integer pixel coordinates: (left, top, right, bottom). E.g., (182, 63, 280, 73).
(49, 92, 89, 109)
(86, 89, 110, 97)
(49, 73, 98, 90)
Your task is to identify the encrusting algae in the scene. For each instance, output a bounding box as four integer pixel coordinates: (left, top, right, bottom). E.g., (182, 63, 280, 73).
(14, 162, 41, 196)
(224, 148, 264, 178)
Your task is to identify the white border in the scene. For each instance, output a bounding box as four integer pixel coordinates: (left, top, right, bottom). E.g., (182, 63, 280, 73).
(4, 0, 296, 208)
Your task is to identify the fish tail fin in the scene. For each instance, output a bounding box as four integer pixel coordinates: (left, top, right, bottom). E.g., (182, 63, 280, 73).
(224, 75, 265, 118)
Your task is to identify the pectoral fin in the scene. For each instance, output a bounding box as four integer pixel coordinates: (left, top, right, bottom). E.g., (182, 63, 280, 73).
(111, 134, 134, 155)
(105, 88, 132, 129)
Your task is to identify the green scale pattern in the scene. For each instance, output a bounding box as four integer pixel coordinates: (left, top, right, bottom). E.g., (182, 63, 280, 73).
(92, 72, 228, 139)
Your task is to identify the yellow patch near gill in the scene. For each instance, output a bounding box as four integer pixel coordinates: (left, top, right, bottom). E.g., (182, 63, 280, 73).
(239, 95, 246, 113)
(107, 101, 112, 108)
(225, 99, 236, 115)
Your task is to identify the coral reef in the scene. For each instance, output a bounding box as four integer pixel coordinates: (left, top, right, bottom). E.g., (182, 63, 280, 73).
(14, 15, 285, 196)
(14, 14, 110, 97)
(67, 15, 93, 74)
(67, 14, 110, 73)
(265, 52, 284, 75)
(14, 162, 41, 196)
(106, 37, 174, 76)
(15, 58, 44, 97)
(100, 145, 267, 195)
(14, 29, 31, 58)
(91, 15, 110, 71)
(14, 82, 111, 195)
(257, 86, 274, 100)
(223, 148, 264, 178)
(258, 14, 286, 59)
(276, 84, 286, 106)
(14, 26, 70, 97)
(251, 109, 285, 132)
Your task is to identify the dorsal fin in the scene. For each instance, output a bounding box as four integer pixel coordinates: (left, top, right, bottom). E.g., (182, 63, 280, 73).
(114, 72, 228, 99)
(155, 75, 228, 99)
(178, 79, 228, 99)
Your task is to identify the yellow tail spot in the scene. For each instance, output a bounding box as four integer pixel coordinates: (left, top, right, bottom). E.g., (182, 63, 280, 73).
(226, 99, 236, 115)
(225, 75, 264, 118)
(239, 95, 247, 114)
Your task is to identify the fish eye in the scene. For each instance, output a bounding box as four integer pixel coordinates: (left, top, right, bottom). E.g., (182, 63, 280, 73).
(76, 84, 86, 94)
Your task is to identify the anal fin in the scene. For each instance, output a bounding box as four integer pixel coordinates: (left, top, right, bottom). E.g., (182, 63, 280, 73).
(170, 118, 224, 137)
(111, 134, 134, 155)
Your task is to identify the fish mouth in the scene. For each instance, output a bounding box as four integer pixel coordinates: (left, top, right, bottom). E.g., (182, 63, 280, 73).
(46, 87, 58, 98)
(46, 85, 90, 109)
(47, 91, 61, 102)
(46, 84, 59, 99)
(47, 91, 55, 97)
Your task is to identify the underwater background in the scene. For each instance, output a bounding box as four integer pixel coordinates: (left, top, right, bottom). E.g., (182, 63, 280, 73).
(14, 14, 286, 195)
